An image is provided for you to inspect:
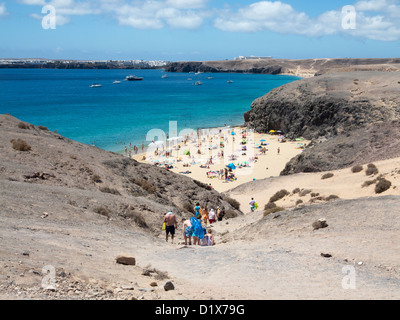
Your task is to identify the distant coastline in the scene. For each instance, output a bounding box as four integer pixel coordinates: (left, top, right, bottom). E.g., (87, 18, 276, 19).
(0, 58, 167, 70)
(164, 57, 400, 78)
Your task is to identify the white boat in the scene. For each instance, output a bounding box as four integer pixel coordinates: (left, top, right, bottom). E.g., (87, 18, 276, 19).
(90, 84, 102, 88)
(227, 80, 233, 83)
(207, 77, 214, 79)
(113, 80, 121, 84)
(195, 81, 202, 86)
(161, 74, 168, 78)
(125, 75, 144, 81)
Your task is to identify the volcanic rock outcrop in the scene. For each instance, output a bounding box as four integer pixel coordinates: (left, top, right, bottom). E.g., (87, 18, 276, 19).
(246, 71, 400, 141)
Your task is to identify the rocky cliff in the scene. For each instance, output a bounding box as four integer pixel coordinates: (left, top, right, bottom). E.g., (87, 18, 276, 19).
(246, 71, 400, 140)
(280, 120, 400, 174)
(165, 58, 400, 77)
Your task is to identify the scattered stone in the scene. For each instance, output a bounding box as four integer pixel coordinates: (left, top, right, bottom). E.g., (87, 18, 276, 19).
(150, 282, 158, 287)
(139, 287, 154, 292)
(115, 254, 136, 266)
(121, 285, 134, 291)
(163, 281, 175, 291)
(321, 253, 332, 258)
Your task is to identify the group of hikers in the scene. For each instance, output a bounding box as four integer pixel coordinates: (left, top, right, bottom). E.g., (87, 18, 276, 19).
(162, 203, 226, 246)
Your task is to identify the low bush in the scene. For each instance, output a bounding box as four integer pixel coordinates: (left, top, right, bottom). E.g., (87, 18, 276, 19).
(134, 179, 157, 194)
(264, 202, 277, 210)
(225, 197, 240, 210)
(325, 195, 339, 201)
(263, 206, 285, 217)
(362, 179, 377, 188)
(351, 165, 363, 173)
(182, 201, 194, 214)
(292, 188, 300, 194)
(93, 206, 111, 217)
(366, 163, 379, 176)
(269, 189, 289, 203)
(100, 186, 121, 196)
(10, 139, 31, 151)
(375, 178, 391, 194)
(18, 122, 30, 129)
(321, 173, 334, 180)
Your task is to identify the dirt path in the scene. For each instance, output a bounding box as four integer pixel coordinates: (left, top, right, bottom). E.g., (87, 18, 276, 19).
(2, 178, 399, 300)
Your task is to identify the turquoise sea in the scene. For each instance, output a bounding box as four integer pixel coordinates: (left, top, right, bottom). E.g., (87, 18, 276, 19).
(0, 69, 300, 152)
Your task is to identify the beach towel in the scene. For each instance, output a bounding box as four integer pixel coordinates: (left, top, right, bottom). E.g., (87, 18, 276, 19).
(190, 217, 204, 240)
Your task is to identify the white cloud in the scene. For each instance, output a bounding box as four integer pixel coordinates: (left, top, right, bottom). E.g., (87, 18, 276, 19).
(0, 2, 8, 16)
(15, 0, 400, 40)
(109, 0, 207, 30)
(213, 0, 400, 41)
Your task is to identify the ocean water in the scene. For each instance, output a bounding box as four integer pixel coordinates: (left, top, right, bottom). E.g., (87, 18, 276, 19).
(0, 69, 300, 152)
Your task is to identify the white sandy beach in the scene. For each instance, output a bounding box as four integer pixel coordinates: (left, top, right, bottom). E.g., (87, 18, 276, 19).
(132, 126, 308, 193)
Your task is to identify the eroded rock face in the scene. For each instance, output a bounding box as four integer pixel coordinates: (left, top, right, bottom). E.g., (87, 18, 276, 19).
(246, 72, 400, 140)
(280, 120, 400, 175)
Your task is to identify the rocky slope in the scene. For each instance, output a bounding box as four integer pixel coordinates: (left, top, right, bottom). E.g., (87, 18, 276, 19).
(281, 120, 400, 174)
(0, 114, 242, 233)
(165, 58, 400, 77)
(246, 71, 400, 140)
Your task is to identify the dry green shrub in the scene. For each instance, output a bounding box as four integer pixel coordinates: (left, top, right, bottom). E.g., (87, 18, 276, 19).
(295, 199, 303, 206)
(37, 125, 48, 131)
(263, 206, 285, 217)
(292, 188, 300, 194)
(375, 178, 391, 194)
(351, 165, 363, 173)
(125, 210, 148, 228)
(100, 186, 121, 195)
(93, 206, 111, 217)
(325, 195, 339, 201)
(264, 202, 277, 210)
(269, 189, 289, 203)
(182, 202, 194, 214)
(91, 174, 102, 183)
(366, 163, 379, 176)
(10, 139, 31, 151)
(362, 179, 377, 188)
(142, 265, 169, 280)
(224, 209, 239, 219)
(134, 179, 157, 194)
(225, 197, 240, 210)
(321, 173, 334, 180)
(18, 122, 31, 129)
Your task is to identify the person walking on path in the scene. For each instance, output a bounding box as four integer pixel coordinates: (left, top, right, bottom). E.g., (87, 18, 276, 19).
(249, 198, 256, 212)
(182, 218, 193, 245)
(163, 210, 178, 244)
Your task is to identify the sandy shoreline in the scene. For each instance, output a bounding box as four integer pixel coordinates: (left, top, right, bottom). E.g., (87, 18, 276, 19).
(131, 126, 308, 193)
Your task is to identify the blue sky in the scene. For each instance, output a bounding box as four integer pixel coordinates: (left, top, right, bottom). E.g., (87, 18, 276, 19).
(1, 0, 400, 61)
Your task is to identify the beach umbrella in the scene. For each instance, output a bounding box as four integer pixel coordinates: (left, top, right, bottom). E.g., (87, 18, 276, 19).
(184, 150, 190, 155)
(260, 139, 266, 142)
(269, 130, 276, 133)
